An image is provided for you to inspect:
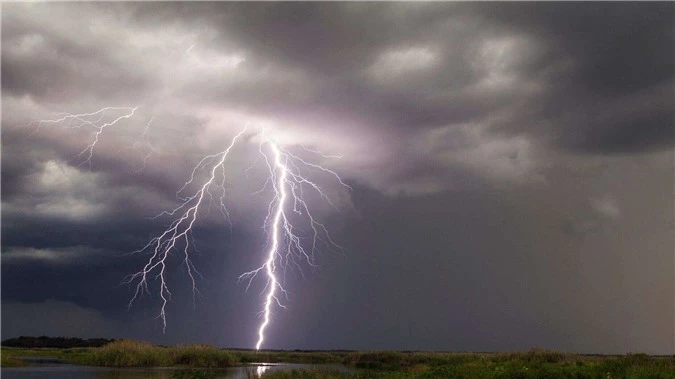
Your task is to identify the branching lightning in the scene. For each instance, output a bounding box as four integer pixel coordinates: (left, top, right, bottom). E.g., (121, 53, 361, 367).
(123, 126, 249, 332)
(124, 125, 349, 348)
(27, 107, 138, 170)
(27, 105, 349, 349)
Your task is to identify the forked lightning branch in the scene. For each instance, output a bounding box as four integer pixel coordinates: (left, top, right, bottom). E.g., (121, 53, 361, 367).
(28, 107, 350, 350)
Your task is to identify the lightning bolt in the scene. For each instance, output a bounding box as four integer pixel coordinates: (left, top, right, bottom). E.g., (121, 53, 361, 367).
(239, 130, 350, 350)
(251, 135, 287, 351)
(27, 107, 138, 170)
(126, 125, 349, 348)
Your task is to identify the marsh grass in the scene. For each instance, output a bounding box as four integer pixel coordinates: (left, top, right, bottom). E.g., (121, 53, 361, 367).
(249, 350, 674, 379)
(2, 340, 673, 378)
(0, 340, 238, 368)
(255, 356, 674, 379)
(79, 340, 238, 367)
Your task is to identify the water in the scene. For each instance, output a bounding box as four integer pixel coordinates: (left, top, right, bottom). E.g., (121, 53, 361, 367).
(1, 362, 350, 379)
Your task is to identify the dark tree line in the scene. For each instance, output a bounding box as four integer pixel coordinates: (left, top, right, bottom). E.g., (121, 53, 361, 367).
(1, 336, 115, 348)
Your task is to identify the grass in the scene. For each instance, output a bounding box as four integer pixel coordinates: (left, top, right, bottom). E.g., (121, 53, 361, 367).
(75, 340, 238, 367)
(1, 353, 28, 367)
(1, 340, 237, 368)
(249, 350, 675, 379)
(255, 352, 675, 379)
(0, 346, 91, 367)
(1, 341, 673, 379)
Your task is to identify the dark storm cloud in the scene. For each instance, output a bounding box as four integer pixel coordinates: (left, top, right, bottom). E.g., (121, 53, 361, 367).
(1, 6, 153, 103)
(472, 2, 674, 95)
(151, 2, 674, 155)
(464, 2, 675, 154)
(2, 2, 673, 353)
(124, 2, 502, 133)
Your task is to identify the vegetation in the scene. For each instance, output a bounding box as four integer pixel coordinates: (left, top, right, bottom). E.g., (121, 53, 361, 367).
(1, 352, 28, 367)
(0, 340, 236, 368)
(74, 340, 238, 367)
(0, 346, 90, 367)
(1, 339, 673, 379)
(254, 352, 675, 379)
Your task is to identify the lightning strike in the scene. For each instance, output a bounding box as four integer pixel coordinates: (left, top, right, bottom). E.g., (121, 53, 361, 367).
(126, 125, 349, 348)
(238, 130, 351, 350)
(254, 139, 286, 350)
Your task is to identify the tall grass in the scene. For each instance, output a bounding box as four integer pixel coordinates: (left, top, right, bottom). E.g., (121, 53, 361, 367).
(83, 340, 170, 367)
(172, 344, 238, 367)
(76, 340, 238, 367)
(247, 350, 674, 379)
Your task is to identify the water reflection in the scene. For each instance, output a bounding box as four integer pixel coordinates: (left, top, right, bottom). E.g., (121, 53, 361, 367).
(256, 365, 269, 377)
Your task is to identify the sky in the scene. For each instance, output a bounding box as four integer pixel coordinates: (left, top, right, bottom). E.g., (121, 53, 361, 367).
(1, 2, 674, 355)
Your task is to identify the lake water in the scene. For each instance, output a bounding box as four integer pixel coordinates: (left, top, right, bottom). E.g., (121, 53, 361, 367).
(1, 362, 350, 378)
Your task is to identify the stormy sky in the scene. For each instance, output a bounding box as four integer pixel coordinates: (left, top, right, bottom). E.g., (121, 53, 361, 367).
(1, 2, 673, 354)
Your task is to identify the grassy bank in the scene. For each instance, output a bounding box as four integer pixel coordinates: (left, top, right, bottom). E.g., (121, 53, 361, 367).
(1, 353, 28, 368)
(1, 340, 237, 368)
(75, 340, 238, 367)
(256, 352, 675, 379)
(0, 346, 87, 367)
(2, 341, 673, 378)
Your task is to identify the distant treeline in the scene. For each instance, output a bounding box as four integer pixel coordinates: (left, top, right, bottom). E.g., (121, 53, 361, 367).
(1, 336, 115, 348)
